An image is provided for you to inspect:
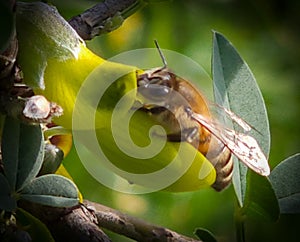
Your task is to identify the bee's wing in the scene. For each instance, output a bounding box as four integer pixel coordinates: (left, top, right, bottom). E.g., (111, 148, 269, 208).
(191, 112, 270, 176)
(209, 102, 253, 132)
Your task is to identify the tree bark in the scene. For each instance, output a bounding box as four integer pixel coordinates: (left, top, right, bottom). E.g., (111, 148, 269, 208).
(19, 199, 202, 242)
(69, 0, 146, 40)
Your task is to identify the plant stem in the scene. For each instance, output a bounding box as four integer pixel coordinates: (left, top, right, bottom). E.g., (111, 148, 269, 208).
(235, 217, 245, 242)
(84, 200, 202, 242)
(234, 203, 246, 242)
(68, 0, 147, 40)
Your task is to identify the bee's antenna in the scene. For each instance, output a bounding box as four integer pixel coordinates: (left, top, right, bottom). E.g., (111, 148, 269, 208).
(154, 40, 167, 68)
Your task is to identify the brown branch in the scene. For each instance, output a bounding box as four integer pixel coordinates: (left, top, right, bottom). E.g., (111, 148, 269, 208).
(18, 200, 111, 242)
(19, 199, 202, 242)
(0, 0, 17, 90)
(68, 0, 147, 40)
(84, 200, 202, 242)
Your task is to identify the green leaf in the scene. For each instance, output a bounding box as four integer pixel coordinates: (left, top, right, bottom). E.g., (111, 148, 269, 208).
(194, 228, 217, 242)
(1, 117, 20, 189)
(16, 1, 82, 88)
(0, 173, 17, 211)
(17, 123, 44, 190)
(20, 174, 79, 207)
(242, 171, 279, 221)
(16, 208, 55, 242)
(212, 31, 270, 206)
(269, 153, 300, 214)
(1, 116, 44, 191)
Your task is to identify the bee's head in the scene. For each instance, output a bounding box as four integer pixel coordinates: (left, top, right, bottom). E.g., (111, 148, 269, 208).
(137, 40, 178, 105)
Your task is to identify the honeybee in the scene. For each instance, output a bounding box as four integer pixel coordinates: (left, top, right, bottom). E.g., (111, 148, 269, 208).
(136, 41, 270, 191)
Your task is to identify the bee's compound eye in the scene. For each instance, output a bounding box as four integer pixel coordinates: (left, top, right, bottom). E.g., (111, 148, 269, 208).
(138, 84, 171, 103)
(184, 107, 193, 116)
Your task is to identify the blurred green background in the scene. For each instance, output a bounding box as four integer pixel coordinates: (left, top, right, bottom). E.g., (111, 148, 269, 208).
(29, 0, 300, 241)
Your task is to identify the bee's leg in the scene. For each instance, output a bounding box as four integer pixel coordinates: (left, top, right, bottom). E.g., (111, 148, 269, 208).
(166, 132, 182, 142)
(167, 127, 199, 143)
(143, 106, 167, 114)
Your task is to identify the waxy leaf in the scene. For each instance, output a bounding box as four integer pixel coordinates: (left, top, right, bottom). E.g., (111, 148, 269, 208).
(0, 173, 17, 211)
(16, 208, 55, 242)
(242, 171, 279, 221)
(269, 153, 300, 214)
(1, 116, 44, 191)
(21, 174, 79, 207)
(1, 117, 19, 189)
(212, 31, 276, 216)
(194, 228, 217, 242)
